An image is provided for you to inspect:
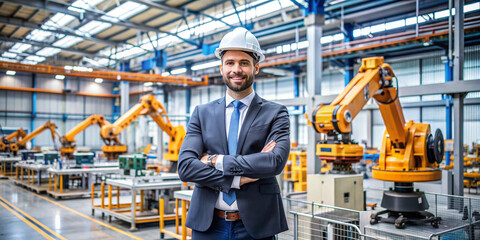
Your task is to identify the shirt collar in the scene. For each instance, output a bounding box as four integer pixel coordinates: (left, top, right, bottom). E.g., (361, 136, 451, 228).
(225, 90, 255, 108)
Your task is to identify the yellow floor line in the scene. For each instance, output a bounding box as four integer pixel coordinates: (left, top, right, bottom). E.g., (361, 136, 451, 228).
(0, 196, 67, 240)
(8, 182, 144, 240)
(0, 199, 56, 240)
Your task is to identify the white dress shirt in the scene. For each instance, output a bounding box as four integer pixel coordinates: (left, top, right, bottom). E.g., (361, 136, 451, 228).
(214, 90, 256, 211)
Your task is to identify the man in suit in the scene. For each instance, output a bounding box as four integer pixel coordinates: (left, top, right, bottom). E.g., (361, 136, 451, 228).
(178, 27, 290, 240)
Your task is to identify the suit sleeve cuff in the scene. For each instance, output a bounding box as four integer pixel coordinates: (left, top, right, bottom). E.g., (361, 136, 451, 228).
(215, 155, 224, 171)
(231, 176, 241, 189)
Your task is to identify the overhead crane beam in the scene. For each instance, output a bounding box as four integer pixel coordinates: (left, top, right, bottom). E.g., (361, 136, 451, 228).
(0, 61, 208, 86)
(6, 0, 200, 48)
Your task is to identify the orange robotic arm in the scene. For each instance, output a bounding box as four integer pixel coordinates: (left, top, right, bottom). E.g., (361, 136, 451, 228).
(311, 57, 398, 166)
(59, 115, 109, 157)
(9, 121, 57, 152)
(312, 57, 443, 177)
(0, 128, 27, 151)
(100, 94, 185, 161)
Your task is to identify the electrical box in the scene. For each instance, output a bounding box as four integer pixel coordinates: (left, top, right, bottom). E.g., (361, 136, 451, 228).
(74, 152, 94, 165)
(307, 174, 364, 211)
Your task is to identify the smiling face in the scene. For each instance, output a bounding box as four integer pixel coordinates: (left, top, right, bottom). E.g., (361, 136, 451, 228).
(220, 50, 259, 95)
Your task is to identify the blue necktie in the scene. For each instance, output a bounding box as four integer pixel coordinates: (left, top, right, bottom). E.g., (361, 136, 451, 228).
(224, 100, 243, 206)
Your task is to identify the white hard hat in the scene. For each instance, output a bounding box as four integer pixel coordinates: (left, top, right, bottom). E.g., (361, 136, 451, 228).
(215, 27, 265, 63)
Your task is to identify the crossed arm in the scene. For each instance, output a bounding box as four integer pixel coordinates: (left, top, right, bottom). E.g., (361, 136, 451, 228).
(177, 106, 290, 193)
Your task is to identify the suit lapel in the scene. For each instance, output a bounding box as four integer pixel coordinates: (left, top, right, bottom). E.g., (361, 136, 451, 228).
(215, 97, 229, 154)
(237, 94, 262, 154)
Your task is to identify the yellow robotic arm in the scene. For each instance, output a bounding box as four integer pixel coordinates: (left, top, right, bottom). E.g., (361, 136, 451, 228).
(312, 57, 400, 171)
(100, 94, 185, 161)
(313, 57, 445, 229)
(9, 121, 58, 152)
(0, 128, 27, 151)
(59, 114, 109, 158)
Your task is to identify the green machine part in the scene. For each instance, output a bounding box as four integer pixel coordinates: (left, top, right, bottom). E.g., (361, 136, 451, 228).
(118, 153, 147, 176)
(74, 152, 94, 165)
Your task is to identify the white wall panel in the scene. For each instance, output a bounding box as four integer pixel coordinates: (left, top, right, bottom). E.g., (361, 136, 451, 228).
(391, 60, 420, 87)
(260, 79, 276, 100)
(129, 94, 141, 108)
(464, 45, 480, 81)
(79, 80, 113, 95)
(85, 97, 112, 115)
(209, 85, 224, 101)
(32, 119, 62, 147)
(36, 93, 63, 114)
(277, 77, 294, 100)
(82, 121, 103, 149)
(321, 71, 344, 95)
(0, 117, 30, 130)
(351, 111, 368, 144)
(422, 107, 446, 138)
(0, 73, 32, 87)
(464, 105, 480, 145)
(37, 75, 64, 90)
(0, 90, 32, 112)
(66, 95, 84, 115)
(421, 56, 444, 84)
(403, 108, 420, 122)
(372, 110, 385, 149)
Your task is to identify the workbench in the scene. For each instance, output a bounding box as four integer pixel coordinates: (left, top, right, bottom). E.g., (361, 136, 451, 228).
(47, 166, 122, 199)
(91, 173, 185, 231)
(0, 156, 21, 179)
(12, 162, 50, 193)
(159, 190, 193, 240)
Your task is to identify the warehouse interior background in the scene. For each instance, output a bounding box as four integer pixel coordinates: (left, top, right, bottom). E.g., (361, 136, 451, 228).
(1, 0, 480, 239)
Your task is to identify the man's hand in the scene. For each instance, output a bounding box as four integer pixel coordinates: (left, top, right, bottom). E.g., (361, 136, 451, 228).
(261, 140, 276, 152)
(240, 140, 277, 186)
(240, 176, 259, 186)
(200, 153, 216, 167)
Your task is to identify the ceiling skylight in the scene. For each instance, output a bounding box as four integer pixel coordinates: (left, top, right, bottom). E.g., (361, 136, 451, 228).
(27, 29, 52, 42)
(68, 0, 103, 13)
(10, 43, 32, 53)
(101, 1, 148, 23)
(76, 21, 112, 37)
(36, 48, 62, 57)
(53, 36, 83, 48)
(2, 52, 17, 58)
(25, 56, 46, 62)
(43, 13, 76, 30)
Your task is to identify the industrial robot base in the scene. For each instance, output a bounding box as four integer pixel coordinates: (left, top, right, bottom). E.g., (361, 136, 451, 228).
(370, 209, 442, 229)
(370, 183, 442, 229)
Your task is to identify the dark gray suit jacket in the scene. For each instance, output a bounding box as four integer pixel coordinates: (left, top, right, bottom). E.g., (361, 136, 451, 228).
(178, 93, 290, 238)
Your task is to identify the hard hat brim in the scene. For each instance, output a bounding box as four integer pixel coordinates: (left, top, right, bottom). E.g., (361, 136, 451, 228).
(215, 47, 265, 63)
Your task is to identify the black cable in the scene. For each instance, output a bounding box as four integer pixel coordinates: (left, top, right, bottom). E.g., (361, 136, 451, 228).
(376, 76, 399, 105)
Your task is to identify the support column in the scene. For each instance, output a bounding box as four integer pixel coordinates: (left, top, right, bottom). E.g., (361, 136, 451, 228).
(185, 61, 192, 124)
(443, 56, 453, 166)
(120, 62, 130, 149)
(31, 73, 37, 146)
(293, 67, 300, 145)
(343, 23, 354, 86)
(305, 2, 324, 174)
(452, 0, 464, 197)
(62, 78, 68, 134)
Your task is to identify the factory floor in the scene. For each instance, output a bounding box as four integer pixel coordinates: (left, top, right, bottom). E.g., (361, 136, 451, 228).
(2, 177, 480, 240)
(0, 179, 176, 240)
